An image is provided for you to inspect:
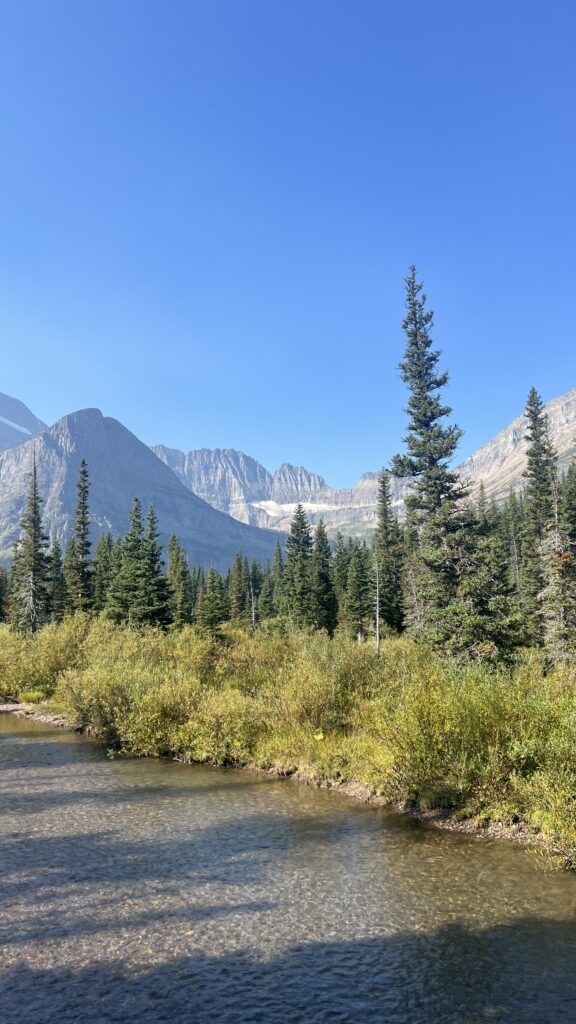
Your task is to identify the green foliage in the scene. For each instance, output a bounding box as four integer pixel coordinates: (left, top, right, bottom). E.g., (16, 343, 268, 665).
(372, 471, 404, 632)
(4, 617, 576, 862)
(345, 541, 371, 640)
(284, 504, 314, 628)
(64, 459, 92, 612)
(47, 538, 67, 622)
(10, 454, 49, 633)
(311, 520, 337, 634)
(0, 614, 92, 701)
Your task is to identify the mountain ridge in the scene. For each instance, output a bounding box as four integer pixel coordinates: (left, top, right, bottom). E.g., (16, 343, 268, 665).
(155, 387, 576, 536)
(0, 409, 281, 569)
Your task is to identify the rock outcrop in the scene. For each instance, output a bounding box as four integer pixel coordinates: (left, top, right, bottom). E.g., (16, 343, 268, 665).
(0, 411, 280, 568)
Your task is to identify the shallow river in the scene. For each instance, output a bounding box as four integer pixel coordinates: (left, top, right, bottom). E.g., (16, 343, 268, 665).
(1, 714, 576, 1023)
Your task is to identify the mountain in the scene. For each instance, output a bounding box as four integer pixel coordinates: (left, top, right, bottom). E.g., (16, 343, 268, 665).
(0, 410, 281, 569)
(456, 387, 576, 502)
(154, 387, 576, 537)
(0, 393, 46, 451)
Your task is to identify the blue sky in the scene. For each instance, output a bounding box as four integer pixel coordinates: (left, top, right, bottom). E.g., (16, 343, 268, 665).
(1, 1, 575, 487)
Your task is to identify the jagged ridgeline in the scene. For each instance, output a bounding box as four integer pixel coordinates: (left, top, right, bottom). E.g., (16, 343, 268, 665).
(0, 408, 279, 569)
(154, 389, 576, 537)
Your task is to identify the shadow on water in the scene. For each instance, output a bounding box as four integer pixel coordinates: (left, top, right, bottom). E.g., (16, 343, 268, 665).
(3, 715, 576, 1023)
(2, 918, 576, 1024)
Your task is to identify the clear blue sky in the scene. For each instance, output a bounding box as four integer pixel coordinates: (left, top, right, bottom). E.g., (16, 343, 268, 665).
(1, 1, 575, 487)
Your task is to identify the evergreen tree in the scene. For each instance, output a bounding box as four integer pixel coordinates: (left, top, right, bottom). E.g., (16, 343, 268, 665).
(92, 533, 114, 613)
(391, 266, 464, 523)
(249, 561, 263, 624)
(105, 498, 147, 624)
(521, 388, 558, 644)
(391, 267, 467, 644)
(167, 535, 193, 627)
(284, 505, 314, 628)
(333, 532, 351, 625)
(442, 506, 522, 659)
(258, 572, 275, 620)
(0, 567, 8, 622)
(372, 471, 403, 632)
(65, 459, 92, 612)
(10, 454, 49, 633)
(47, 538, 67, 622)
(501, 490, 524, 602)
(198, 565, 226, 634)
(561, 460, 576, 553)
(345, 541, 371, 641)
(311, 520, 337, 634)
(229, 552, 249, 621)
(141, 506, 172, 626)
(271, 540, 285, 615)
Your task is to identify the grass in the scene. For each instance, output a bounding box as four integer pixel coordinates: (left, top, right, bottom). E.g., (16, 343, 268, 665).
(1, 615, 576, 864)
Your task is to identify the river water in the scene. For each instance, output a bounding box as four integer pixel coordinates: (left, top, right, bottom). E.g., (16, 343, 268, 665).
(1, 714, 576, 1023)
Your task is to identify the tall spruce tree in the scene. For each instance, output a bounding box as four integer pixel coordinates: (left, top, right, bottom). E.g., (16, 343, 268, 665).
(345, 541, 371, 641)
(229, 552, 249, 622)
(372, 471, 403, 632)
(65, 460, 92, 612)
(92, 533, 114, 613)
(47, 538, 67, 622)
(105, 498, 147, 624)
(0, 567, 8, 622)
(167, 535, 193, 627)
(198, 566, 226, 634)
(391, 267, 467, 644)
(271, 539, 285, 616)
(391, 267, 464, 522)
(141, 506, 172, 626)
(10, 454, 49, 633)
(311, 520, 337, 634)
(284, 505, 314, 628)
(521, 388, 558, 644)
(333, 532, 351, 626)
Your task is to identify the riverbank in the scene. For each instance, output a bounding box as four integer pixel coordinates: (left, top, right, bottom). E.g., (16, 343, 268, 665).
(0, 698, 558, 862)
(1, 619, 575, 867)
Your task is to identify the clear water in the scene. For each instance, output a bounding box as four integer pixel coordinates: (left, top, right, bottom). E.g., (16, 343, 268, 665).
(1, 713, 576, 1023)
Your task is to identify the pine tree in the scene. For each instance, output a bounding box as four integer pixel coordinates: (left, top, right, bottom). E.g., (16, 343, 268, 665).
(345, 541, 371, 641)
(167, 535, 193, 627)
(47, 538, 67, 622)
(391, 266, 464, 523)
(311, 520, 337, 634)
(229, 552, 249, 621)
(333, 532, 351, 625)
(249, 561, 263, 627)
(0, 567, 8, 622)
(372, 471, 403, 632)
(391, 267, 467, 644)
(258, 572, 275, 620)
(442, 505, 522, 659)
(105, 498, 147, 624)
(521, 388, 558, 644)
(65, 459, 92, 612)
(92, 533, 114, 613)
(198, 566, 226, 634)
(141, 506, 172, 626)
(10, 454, 49, 633)
(501, 490, 524, 602)
(284, 505, 314, 628)
(561, 461, 576, 553)
(271, 540, 285, 616)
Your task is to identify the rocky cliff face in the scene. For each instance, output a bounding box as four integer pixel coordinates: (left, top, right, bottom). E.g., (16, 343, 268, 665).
(0, 393, 46, 451)
(0, 411, 280, 569)
(271, 464, 326, 503)
(155, 387, 576, 537)
(457, 387, 576, 502)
